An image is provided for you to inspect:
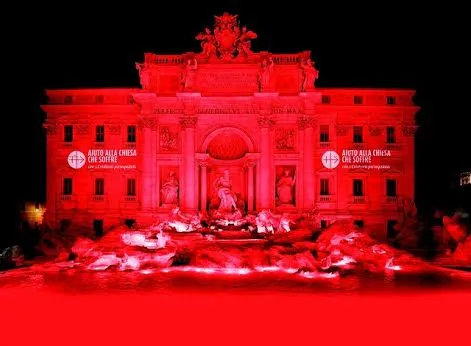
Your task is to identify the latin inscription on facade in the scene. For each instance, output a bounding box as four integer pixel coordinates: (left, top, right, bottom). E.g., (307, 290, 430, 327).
(198, 71, 258, 93)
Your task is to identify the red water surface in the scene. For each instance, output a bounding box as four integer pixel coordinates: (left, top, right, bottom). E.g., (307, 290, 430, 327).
(1, 287, 469, 345)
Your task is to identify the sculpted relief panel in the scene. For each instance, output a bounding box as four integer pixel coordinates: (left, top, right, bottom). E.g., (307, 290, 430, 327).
(275, 128, 296, 151)
(159, 125, 179, 152)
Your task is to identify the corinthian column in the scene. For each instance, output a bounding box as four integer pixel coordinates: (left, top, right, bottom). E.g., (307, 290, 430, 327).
(245, 160, 256, 212)
(180, 115, 197, 211)
(299, 116, 316, 209)
(198, 160, 208, 212)
(138, 117, 157, 211)
(257, 114, 276, 209)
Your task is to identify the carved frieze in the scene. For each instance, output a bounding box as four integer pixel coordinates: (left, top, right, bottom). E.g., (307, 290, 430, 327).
(154, 105, 183, 114)
(138, 117, 157, 130)
(335, 125, 348, 136)
(179, 116, 197, 129)
(275, 128, 296, 151)
(257, 115, 276, 128)
(401, 125, 418, 137)
(368, 126, 383, 136)
(298, 116, 315, 130)
(159, 125, 179, 152)
(272, 105, 300, 114)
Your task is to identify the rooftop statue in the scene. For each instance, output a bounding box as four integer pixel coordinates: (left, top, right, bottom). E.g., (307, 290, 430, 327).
(196, 12, 257, 61)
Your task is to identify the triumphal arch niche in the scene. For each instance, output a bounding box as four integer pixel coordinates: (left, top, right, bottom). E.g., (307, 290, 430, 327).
(133, 12, 320, 219)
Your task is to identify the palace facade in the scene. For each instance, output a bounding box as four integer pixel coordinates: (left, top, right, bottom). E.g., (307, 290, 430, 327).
(41, 13, 418, 240)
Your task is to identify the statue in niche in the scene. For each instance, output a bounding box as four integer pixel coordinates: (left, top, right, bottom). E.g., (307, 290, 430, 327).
(299, 59, 319, 92)
(213, 170, 238, 212)
(276, 169, 296, 205)
(257, 57, 275, 91)
(135, 62, 151, 90)
(195, 28, 217, 58)
(180, 58, 198, 92)
(161, 171, 179, 205)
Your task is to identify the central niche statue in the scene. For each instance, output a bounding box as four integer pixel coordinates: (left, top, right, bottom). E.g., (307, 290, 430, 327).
(213, 170, 238, 212)
(196, 12, 257, 61)
(276, 169, 296, 205)
(161, 171, 179, 205)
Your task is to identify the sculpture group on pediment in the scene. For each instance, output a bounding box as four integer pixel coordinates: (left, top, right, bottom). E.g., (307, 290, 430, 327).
(257, 57, 275, 92)
(180, 58, 198, 92)
(135, 62, 151, 90)
(196, 13, 257, 61)
(299, 59, 319, 92)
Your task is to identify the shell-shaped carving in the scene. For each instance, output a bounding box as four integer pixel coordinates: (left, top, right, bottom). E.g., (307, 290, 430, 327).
(207, 132, 248, 160)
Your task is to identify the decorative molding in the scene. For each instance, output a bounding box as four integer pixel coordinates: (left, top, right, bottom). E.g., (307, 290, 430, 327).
(275, 128, 296, 151)
(298, 116, 315, 130)
(43, 123, 58, 135)
(76, 124, 89, 135)
(107, 124, 121, 135)
(401, 125, 418, 137)
(257, 115, 276, 128)
(368, 126, 383, 136)
(138, 117, 157, 130)
(159, 125, 179, 151)
(179, 116, 197, 129)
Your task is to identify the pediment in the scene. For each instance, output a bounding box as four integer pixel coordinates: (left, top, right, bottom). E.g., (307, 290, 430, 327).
(348, 168, 369, 174)
(381, 168, 402, 175)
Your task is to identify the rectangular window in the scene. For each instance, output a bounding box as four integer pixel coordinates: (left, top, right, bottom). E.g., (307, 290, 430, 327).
(95, 95, 104, 104)
(353, 96, 363, 104)
(386, 127, 396, 143)
(96, 125, 105, 142)
(320, 178, 329, 195)
(127, 178, 136, 196)
(386, 179, 397, 197)
(319, 125, 329, 142)
(353, 179, 363, 196)
(93, 219, 104, 237)
(95, 178, 105, 195)
(63, 178, 73, 195)
(386, 96, 396, 105)
(64, 125, 73, 142)
(127, 125, 136, 142)
(353, 126, 363, 143)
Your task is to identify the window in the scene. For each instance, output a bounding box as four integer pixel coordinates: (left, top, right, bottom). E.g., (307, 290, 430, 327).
(320, 178, 329, 195)
(353, 126, 363, 143)
(127, 178, 136, 196)
(63, 178, 73, 195)
(386, 179, 397, 197)
(95, 178, 105, 195)
(354, 220, 364, 228)
(353, 179, 363, 196)
(96, 125, 105, 142)
(93, 219, 104, 237)
(353, 96, 363, 104)
(320, 125, 329, 142)
(321, 95, 331, 104)
(386, 127, 396, 143)
(127, 125, 136, 142)
(386, 96, 396, 105)
(320, 220, 328, 229)
(64, 96, 73, 104)
(95, 95, 104, 104)
(64, 125, 73, 142)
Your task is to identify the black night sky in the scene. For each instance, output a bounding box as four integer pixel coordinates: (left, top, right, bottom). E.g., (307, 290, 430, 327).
(8, 2, 466, 236)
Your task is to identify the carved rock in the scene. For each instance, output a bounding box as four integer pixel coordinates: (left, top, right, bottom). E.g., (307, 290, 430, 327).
(257, 115, 276, 128)
(275, 128, 296, 151)
(159, 126, 179, 151)
(180, 116, 197, 129)
(138, 117, 157, 130)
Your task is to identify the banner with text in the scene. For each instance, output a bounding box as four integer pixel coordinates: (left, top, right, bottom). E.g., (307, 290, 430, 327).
(321, 149, 392, 170)
(67, 149, 137, 170)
